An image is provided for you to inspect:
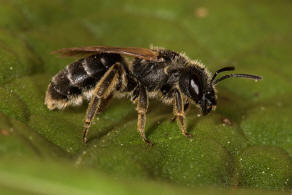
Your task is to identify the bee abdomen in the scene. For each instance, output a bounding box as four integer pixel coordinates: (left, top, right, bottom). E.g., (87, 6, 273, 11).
(45, 54, 123, 110)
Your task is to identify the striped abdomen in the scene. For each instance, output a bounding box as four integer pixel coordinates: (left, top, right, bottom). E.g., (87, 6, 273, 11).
(45, 53, 124, 110)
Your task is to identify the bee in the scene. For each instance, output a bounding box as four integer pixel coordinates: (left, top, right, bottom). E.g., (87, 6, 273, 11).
(45, 46, 262, 145)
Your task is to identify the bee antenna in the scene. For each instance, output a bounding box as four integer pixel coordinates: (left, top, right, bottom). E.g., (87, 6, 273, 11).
(213, 73, 262, 85)
(211, 66, 235, 83)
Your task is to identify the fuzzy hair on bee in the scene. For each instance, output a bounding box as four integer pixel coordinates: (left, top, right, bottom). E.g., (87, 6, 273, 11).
(45, 46, 262, 145)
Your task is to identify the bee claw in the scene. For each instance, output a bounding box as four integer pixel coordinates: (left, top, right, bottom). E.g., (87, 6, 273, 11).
(170, 116, 176, 122)
(143, 138, 153, 146)
(82, 136, 88, 144)
(183, 132, 192, 138)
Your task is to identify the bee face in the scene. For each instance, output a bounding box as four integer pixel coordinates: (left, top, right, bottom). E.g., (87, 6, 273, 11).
(198, 88, 216, 115)
(179, 67, 216, 115)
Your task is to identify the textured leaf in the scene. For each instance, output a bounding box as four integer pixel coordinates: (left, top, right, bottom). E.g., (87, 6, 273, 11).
(0, 0, 291, 194)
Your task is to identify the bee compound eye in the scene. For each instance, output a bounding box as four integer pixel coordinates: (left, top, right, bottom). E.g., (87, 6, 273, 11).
(190, 79, 199, 95)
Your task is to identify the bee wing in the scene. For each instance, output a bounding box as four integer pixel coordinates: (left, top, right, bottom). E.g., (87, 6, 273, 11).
(52, 46, 160, 61)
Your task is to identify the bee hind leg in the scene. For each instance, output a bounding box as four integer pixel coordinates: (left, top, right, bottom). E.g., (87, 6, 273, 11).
(83, 64, 120, 143)
(83, 96, 101, 143)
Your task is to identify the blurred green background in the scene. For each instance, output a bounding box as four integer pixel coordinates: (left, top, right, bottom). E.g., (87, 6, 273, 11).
(0, 0, 291, 194)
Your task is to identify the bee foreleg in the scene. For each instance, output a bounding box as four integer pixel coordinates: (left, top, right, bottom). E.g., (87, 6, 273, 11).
(83, 64, 120, 143)
(173, 89, 191, 137)
(170, 102, 189, 121)
(136, 85, 152, 145)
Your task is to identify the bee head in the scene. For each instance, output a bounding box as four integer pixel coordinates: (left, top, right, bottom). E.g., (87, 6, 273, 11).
(179, 66, 262, 115)
(179, 67, 216, 115)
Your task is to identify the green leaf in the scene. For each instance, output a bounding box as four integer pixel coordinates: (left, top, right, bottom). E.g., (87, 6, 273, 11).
(0, 0, 291, 194)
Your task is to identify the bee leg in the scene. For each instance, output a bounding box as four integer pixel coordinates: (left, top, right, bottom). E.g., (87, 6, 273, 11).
(83, 64, 120, 143)
(171, 102, 189, 121)
(136, 86, 152, 145)
(173, 89, 191, 138)
(83, 97, 101, 143)
(131, 85, 140, 103)
(96, 94, 113, 115)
